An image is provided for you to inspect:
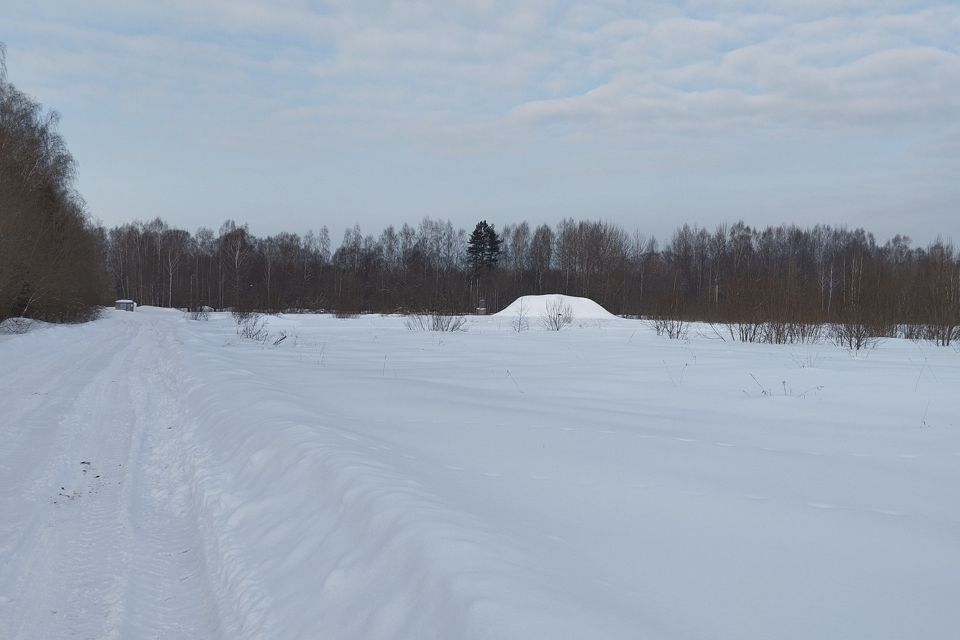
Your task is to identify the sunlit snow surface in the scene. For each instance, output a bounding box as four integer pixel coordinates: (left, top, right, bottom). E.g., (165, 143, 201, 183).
(1, 306, 959, 639)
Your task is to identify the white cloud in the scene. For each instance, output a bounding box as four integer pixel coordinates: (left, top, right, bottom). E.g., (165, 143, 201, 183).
(3, 0, 958, 240)
(488, 4, 960, 145)
(14, 1, 957, 146)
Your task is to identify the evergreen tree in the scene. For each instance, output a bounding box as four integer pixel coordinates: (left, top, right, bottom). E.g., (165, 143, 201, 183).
(467, 220, 489, 273)
(466, 220, 502, 272)
(484, 223, 502, 269)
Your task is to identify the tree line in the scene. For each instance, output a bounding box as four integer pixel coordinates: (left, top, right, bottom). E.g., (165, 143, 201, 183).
(98, 216, 960, 346)
(0, 45, 109, 323)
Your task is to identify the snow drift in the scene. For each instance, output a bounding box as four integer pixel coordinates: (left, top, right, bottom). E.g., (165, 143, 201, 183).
(493, 294, 617, 319)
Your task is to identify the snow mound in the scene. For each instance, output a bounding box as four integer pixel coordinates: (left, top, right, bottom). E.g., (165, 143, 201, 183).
(493, 294, 616, 319)
(0, 317, 51, 335)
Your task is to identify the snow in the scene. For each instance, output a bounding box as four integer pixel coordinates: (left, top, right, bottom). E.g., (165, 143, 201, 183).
(493, 294, 617, 319)
(0, 317, 50, 336)
(2, 308, 959, 639)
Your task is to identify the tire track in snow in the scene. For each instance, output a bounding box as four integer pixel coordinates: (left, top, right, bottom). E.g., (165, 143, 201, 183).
(115, 320, 222, 639)
(0, 320, 144, 639)
(0, 315, 222, 639)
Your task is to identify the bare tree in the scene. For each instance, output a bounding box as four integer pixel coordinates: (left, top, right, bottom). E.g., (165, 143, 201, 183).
(919, 240, 959, 346)
(511, 298, 530, 332)
(530, 224, 553, 294)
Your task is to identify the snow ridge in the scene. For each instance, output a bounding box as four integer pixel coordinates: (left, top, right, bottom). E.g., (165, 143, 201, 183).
(177, 323, 624, 638)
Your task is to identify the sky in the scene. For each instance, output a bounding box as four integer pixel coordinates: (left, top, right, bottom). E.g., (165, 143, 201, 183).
(4, 0, 959, 246)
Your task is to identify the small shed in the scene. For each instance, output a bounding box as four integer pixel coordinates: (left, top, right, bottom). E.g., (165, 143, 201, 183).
(115, 299, 137, 312)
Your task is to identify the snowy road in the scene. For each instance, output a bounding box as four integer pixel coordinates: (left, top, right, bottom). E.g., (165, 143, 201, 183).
(2, 308, 959, 639)
(1, 313, 220, 639)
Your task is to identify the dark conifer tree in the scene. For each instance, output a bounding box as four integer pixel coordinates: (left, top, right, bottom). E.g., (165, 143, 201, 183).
(467, 220, 491, 273)
(483, 223, 502, 269)
(466, 220, 502, 273)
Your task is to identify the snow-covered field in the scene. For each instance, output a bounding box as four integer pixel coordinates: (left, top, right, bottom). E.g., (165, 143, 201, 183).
(2, 305, 959, 639)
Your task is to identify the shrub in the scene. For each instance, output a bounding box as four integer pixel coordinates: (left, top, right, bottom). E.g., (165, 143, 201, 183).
(539, 299, 574, 331)
(404, 313, 468, 332)
(235, 312, 269, 342)
(830, 321, 880, 352)
(650, 315, 687, 340)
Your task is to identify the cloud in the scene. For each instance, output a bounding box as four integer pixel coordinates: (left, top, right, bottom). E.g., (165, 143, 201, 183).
(490, 5, 960, 145)
(12, 1, 957, 148)
(3, 0, 958, 241)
